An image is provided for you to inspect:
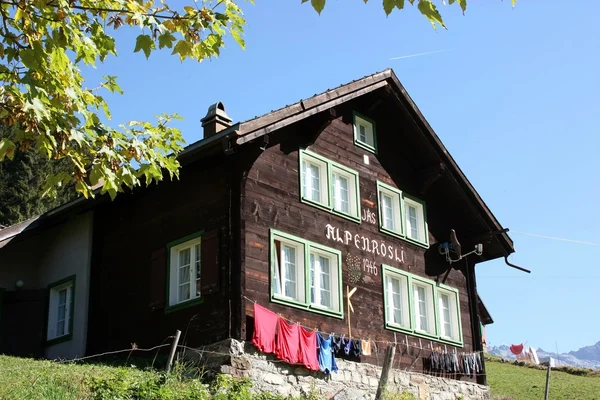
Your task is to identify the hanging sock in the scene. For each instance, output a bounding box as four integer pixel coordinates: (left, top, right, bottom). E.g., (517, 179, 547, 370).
(251, 303, 278, 354)
(298, 327, 320, 371)
(317, 332, 338, 374)
(275, 318, 300, 364)
(351, 339, 362, 358)
(361, 339, 372, 356)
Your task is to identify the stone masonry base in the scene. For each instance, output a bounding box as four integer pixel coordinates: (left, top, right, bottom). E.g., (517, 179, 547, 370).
(184, 339, 490, 400)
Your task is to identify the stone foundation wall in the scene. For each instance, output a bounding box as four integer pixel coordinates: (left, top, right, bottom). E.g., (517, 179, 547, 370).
(186, 339, 490, 400)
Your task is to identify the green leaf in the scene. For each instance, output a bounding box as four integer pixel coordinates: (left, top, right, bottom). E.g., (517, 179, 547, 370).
(23, 98, 49, 120)
(311, 0, 326, 14)
(158, 32, 176, 49)
(0, 138, 16, 160)
(383, 0, 395, 15)
(172, 40, 193, 61)
(450, 0, 467, 13)
(418, 0, 446, 29)
(231, 29, 245, 50)
(134, 34, 154, 59)
(20, 49, 39, 69)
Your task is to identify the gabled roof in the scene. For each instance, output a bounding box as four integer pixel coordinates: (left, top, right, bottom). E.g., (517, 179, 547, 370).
(1, 68, 514, 260)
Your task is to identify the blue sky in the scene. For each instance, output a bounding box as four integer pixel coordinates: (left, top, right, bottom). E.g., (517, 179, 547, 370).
(88, 1, 599, 352)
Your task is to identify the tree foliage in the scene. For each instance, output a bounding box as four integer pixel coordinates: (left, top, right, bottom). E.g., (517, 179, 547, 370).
(0, 0, 516, 205)
(303, 0, 516, 29)
(0, 0, 246, 201)
(0, 125, 74, 226)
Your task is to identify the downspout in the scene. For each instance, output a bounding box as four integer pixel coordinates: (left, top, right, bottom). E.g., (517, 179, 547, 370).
(464, 257, 486, 385)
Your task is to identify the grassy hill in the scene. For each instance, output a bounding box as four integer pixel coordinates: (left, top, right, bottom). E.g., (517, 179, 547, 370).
(2, 353, 600, 399)
(487, 356, 600, 400)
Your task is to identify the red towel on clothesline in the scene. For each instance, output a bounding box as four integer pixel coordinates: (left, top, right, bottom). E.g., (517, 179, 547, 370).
(252, 303, 278, 354)
(298, 326, 320, 371)
(275, 317, 300, 364)
(510, 344, 524, 356)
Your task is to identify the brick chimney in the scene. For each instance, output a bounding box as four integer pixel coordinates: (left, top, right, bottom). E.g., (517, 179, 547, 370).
(200, 101, 232, 139)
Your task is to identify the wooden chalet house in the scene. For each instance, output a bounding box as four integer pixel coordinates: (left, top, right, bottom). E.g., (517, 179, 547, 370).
(0, 69, 513, 385)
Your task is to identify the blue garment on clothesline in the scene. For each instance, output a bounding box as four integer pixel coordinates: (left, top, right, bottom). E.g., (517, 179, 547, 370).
(317, 333, 338, 374)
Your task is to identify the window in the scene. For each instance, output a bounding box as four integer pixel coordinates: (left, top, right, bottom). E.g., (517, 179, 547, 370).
(301, 153, 328, 205)
(384, 273, 410, 330)
(271, 230, 343, 318)
(382, 265, 463, 346)
(377, 181, 403, 237)
(412, 280, 435, 336)
(47, 275, 75, 343)
(168, 233, 202, 308)
(404, 196, 428, 246)
(299, 150, 361, 222)
(353, 112, 377, 153)
(376, 181, 429, 248)
(437, 288, 461, 343)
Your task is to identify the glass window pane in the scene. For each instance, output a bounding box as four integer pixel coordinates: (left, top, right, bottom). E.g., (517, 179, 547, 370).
(319, 256, 331, 308)
(309, 164, 320, 202)
(381, 194, 395, 231)
(333, 173, 350, 214)
(407, 205, 419, 239)
(179, 248, 191, 268)
(359, 125, 367, 143)
(179, 283, 190, 301)
(179, 265, 190, 284)
(415, 286, 428, 332)
(283, 245, 297, 299)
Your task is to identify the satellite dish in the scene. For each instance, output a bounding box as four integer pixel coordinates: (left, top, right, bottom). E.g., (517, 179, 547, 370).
(450, 229, 462, 259)
(439, 229, 483, 264)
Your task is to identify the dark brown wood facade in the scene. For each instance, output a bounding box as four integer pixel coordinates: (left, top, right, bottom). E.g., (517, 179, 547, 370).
(239, 94, 481, 382)
(87, 152, 239, 355)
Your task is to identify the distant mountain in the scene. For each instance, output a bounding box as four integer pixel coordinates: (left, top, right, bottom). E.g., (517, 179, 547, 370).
(569, 341, 600, 362)
(488, 342, 600, 370)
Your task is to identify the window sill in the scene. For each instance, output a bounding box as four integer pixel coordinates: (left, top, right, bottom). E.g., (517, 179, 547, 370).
(46, 333, 73, 347)
(379, 225, 405, 240)
(403, 236, 430, 249)
(439, 337, 464, 347)
(354, 139, 377, 155)
(165, 297, 204, 314)
(300, 197, 361, 224)
(271, 295, 343, 320)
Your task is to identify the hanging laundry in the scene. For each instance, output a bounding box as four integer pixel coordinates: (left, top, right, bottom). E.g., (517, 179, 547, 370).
(251, 303, 278, 354)
(343, 336, 352, 356)
(275, 318, 300, 364)
(332, 335, 343, 354)
(298, 327, 320, 371)
(317, 332, 338, 374)
(361, 339, 371, 356)
(510, 343, 524, 356)
(351, 339, 362, 358)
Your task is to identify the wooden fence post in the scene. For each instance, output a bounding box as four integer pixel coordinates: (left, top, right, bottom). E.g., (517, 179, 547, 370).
(544, 361, 552, 400)
(375, 345, 396, 400)
(166, 329, 181, 373)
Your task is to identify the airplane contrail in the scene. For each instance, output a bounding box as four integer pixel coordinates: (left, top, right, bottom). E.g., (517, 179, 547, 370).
(390, 49, 454, 60)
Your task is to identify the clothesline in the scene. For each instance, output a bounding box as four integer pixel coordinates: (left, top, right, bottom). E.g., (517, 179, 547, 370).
(177, 344, 491, 378)
(243, 295, 484, 356)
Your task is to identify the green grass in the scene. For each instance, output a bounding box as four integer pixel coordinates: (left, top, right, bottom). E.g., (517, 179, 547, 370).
(487, 357, 600, 400)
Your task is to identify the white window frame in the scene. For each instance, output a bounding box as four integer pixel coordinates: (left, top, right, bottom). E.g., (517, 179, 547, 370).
(377, 181, 403, 237)
(299, 150, 361, 222)
(168, 234, 202, 307)
(353, 112, 377, 153)
(270, 230, 343, 318)
(272, 236, 306, 304)
(437, 288, 461, 343)
(331, 164, 360, 219)
(383, 271, 411, 331)
(47, 276, 75, 342)
(413, 280, 436, 336)
(300, 152, 329, 207)
(404, 196, 428, 246)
